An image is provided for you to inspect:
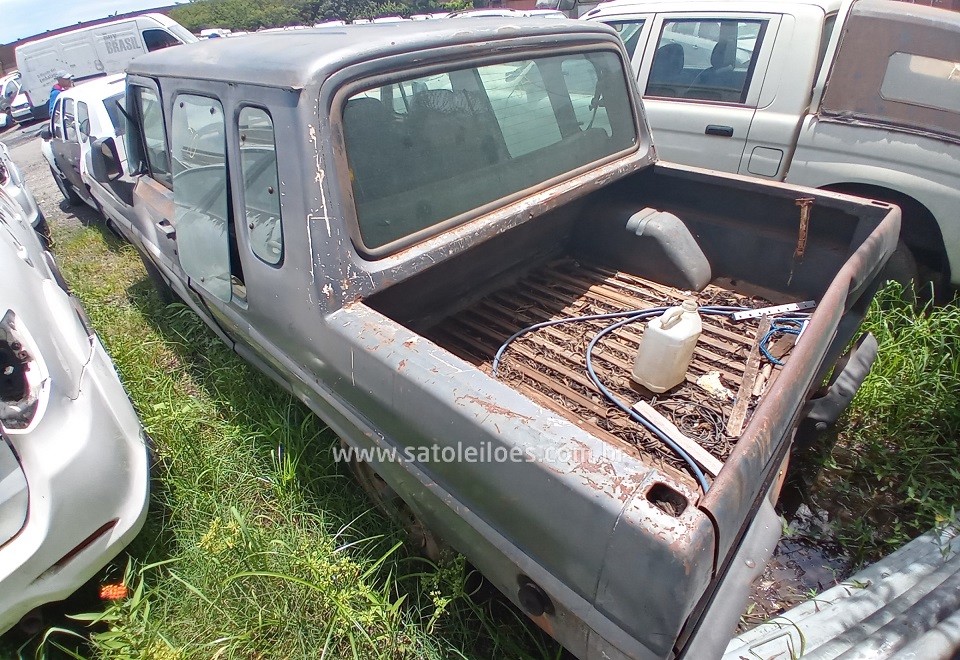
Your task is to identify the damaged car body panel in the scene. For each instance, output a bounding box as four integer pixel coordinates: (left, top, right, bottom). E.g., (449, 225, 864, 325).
(0, 187, 149, 635)
(105, 20, 900, 658)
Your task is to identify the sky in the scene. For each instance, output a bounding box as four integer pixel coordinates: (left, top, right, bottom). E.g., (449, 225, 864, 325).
(1, 0, 180, 45)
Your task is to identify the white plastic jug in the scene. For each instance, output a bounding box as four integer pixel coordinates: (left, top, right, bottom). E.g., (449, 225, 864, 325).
(631, 300, 702, 393)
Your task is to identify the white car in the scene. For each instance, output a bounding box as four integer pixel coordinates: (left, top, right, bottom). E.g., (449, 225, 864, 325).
(0, 184, 148, 635)
(8, 88, 33, 125)
(0, 142, 47, 241)
(41, 74, 134, 237)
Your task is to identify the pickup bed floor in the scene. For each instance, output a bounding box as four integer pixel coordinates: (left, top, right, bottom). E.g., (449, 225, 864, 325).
(426, 258, 788, 476)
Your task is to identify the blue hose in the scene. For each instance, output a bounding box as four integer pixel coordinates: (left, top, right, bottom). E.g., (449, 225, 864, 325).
(492, 304, 749, 493)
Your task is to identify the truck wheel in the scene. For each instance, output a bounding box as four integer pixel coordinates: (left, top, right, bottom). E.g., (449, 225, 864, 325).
(50, 165, 82, 206)
(341, 440, 445, 562)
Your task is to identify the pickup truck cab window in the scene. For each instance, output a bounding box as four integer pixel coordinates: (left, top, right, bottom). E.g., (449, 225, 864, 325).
(648, 18, 766, 103)
(171, 94, 233, 302)
(343, 50, 637, 254)
(238, 107, 283, 265)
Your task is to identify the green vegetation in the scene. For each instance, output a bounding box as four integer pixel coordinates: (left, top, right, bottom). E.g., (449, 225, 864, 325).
(27, 222, 558, 658)
(801, 284, 960, 564)
(169, 0, 472, 31)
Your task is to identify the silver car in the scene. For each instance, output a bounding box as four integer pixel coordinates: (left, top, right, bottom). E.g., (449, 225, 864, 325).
(0, 185, 149, 635)
(0, 142, 47, 242)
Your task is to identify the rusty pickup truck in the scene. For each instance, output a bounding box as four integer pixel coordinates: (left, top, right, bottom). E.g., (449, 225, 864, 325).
(89, 19, 898, 659)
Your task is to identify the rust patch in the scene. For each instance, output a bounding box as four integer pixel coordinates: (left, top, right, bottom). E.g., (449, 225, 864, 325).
(455, 394, 533, 422)
(794, 197, 814, 258)
(526, 612, 555, 637)
(398, 359, 407, 371)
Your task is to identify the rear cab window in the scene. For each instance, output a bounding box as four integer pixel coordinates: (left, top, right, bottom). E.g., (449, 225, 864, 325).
(341, 50, 638, 256)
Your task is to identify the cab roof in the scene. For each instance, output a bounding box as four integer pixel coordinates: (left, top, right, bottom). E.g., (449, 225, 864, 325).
(125, 18, 617, 89)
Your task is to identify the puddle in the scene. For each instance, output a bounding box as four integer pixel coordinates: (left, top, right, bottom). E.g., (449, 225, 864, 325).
(741, 468, 855, 631)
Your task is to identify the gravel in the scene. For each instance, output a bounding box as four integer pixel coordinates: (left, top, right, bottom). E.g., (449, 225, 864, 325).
(2, 121, 103, 233)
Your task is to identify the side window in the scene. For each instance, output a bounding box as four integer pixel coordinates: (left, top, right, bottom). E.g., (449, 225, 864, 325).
(63, 98, 77, 143)
(815, 14, 837, 80)
(143, 29, 180, 52)
(135, 87, 171, 187)
(647, 18, 766, 103)
(77, 101, 90, 141)
(171, 94, 233, 302)
(238, 107, 283, 265)
(604, 20, 646, 58)
(104, 93, 126, 137)
(51, 99, 64, 140)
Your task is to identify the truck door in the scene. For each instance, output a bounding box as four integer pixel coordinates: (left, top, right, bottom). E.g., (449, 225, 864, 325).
(167, 91, 290, 385)
(125, 80, 231, 345)
(637, 14, 779, 173)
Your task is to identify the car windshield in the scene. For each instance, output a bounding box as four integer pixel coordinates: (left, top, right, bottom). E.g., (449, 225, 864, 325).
(342, 50, 638, 254)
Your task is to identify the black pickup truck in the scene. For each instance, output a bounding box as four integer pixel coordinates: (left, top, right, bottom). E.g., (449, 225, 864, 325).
(90, 19, 898, 659)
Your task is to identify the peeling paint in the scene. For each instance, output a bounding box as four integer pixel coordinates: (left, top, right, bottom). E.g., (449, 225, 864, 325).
(455, 394, 533, 422)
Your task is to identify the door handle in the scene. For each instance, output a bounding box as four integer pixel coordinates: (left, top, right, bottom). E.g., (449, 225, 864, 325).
(705, 124, 735, 137)
(156, 219, 176, 240)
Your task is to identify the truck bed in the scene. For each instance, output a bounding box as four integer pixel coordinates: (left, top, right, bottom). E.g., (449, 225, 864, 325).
(425, 257, 785, 471)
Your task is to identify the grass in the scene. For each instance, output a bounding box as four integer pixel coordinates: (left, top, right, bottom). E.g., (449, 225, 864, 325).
(9, 219, 560, 659)
(799, 284, 960, 564)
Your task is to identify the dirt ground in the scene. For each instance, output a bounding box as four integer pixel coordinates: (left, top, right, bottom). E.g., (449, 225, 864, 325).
(3, 121, 102, 233)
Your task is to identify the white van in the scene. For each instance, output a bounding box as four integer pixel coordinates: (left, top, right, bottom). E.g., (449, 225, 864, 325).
(14, 13, 196, 119)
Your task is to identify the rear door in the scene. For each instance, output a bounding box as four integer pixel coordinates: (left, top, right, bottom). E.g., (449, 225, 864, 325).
(125, 80, 236, 346)
(51, 97, 90, 200)
(635, 13, 779, 173)
(167, 88, 291, 384)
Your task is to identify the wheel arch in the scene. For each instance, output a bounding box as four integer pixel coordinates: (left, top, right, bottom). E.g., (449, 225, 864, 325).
(820, 182, 949, 284)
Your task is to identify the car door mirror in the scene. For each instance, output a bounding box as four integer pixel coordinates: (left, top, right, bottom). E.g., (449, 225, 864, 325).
(39, 126, 52, 141)
(90, 137, 122, 183)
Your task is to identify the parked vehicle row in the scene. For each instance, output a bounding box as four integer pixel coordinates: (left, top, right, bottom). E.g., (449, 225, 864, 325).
(39, 73, 133, 239)
(586, 0, 960, 296)
(82, 19, 895, 660)
(0, 162, 148, 635)
(17, 5, 951, 654)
